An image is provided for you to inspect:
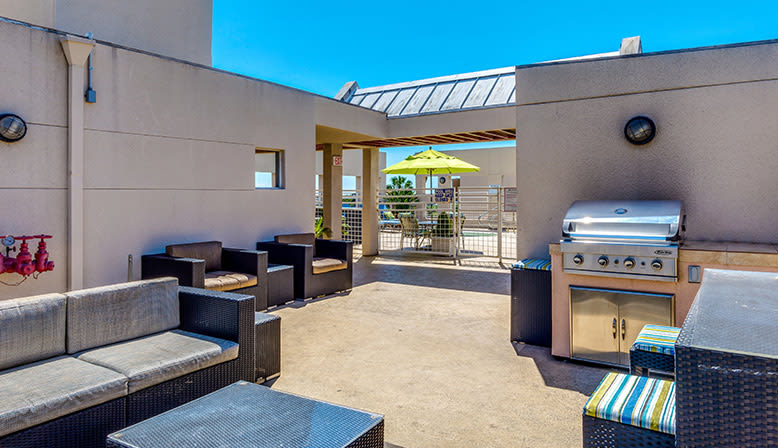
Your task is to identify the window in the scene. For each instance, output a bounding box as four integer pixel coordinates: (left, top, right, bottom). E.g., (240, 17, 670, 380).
(255, 148, 284, 189)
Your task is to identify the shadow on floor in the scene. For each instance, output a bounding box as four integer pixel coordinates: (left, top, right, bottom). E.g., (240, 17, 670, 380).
(512, 342, 614, 396)
(353, 256, 510, 295)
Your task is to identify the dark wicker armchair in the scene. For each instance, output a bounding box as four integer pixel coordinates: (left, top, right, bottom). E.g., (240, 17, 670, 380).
(142, 241, 269, 311)
(257, 233, 352, 300)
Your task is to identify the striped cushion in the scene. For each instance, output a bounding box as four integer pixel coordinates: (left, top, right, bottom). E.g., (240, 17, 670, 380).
(584, 372, 675, 435)
(632, 325, 680, 355)
(513, 258, 551, 271)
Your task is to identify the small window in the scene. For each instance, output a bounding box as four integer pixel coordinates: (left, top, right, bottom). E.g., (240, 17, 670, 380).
(255, 148, 284, 189)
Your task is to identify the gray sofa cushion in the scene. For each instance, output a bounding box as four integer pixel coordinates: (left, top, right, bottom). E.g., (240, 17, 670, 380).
(0, 294, 66, 371)
(166, 241, 222, 271)
(0, 356, 127, 437)
(77, 330, 238, 393)
(66, 277, 180, 354)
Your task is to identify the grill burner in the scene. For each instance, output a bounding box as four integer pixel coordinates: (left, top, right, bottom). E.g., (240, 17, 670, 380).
(560, 200, 685, 282)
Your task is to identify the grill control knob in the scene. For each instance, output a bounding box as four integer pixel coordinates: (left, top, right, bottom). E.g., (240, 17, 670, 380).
(573, 254, 584, 265)
(651, 259, 663, 271)
(597, 256, 609, 267)
(623, 257, 636, 269)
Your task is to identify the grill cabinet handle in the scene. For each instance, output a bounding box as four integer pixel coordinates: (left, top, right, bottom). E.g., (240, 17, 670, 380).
(621, 319, 626, 339)
(612, 318, 617, 338)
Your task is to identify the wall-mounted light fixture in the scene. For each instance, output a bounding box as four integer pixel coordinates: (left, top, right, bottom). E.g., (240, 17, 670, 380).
(0, 114, 27, 143)
(624, 115, 655, 145)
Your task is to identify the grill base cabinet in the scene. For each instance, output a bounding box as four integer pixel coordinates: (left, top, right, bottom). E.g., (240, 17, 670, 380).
(571, 287, 673, 366)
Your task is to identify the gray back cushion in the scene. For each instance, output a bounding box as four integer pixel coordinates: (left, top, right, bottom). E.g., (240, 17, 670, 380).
(275, 233, 316, 256)
(166, 241, 222, 272)
(66, 277, 179, 354)
(0, 294, 66, 371)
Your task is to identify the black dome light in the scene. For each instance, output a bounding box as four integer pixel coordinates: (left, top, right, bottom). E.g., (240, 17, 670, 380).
(624, 116, 656, 145)
(0, 114, 27, 143)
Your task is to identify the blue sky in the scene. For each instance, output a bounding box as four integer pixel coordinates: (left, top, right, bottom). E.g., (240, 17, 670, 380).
(220, 2, 777, 189)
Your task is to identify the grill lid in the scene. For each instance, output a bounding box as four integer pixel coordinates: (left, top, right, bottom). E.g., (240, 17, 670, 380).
(562, 200, 685, 242)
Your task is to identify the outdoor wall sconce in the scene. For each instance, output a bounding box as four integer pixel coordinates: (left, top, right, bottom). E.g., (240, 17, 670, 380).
(624, 115, 656, 145)
(0, 114, 27, 143)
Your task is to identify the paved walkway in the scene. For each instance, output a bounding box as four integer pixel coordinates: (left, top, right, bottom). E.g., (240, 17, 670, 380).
(269, 255, 610, 447)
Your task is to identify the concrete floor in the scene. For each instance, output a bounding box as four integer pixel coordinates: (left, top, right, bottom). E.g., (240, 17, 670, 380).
(268, 255, 610, 447)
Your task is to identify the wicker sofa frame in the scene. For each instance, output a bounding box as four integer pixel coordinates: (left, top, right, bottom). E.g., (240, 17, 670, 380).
(0, 286, 255, 448)
(629, 348, 675, 377)
(582, 414, 675, 448)
(142, 246, 268, 311)
(257, 238, 353, 299)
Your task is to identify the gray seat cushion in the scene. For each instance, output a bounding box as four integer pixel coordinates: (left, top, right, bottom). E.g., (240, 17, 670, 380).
(312, 257, 348, 274)
(166, 241, 222, 271)
(0, 293, 66, 371)
(66, 277, 180, 354)
(204, 270, 258, 291)
(0, 356, 127, 437)
(77, 330, 238, 393)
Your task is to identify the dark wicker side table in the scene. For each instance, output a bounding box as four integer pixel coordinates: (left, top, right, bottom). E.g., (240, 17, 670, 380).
(254, 312, 281, 382)
(510, 258, 552, 346)
(675, 269, 778, 447)
(107, 381, 384, 448)
(267, 264, 294, 307)
(629, 324, 679, 377)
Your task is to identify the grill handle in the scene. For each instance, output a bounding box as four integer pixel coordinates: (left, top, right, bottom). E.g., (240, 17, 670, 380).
(612, 318, 617, 338)
(621, 319, 626, 340)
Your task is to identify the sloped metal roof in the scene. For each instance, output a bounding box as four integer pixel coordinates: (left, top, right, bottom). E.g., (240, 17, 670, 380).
(343, 66, 516, 118)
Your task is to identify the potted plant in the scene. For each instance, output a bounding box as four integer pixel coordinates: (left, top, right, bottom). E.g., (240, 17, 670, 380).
(430, 212, 455, 254)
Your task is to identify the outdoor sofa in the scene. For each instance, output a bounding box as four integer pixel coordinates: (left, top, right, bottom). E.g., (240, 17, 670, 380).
(0, 277, 254, 448)
(141, 240, 269, 311)
(257, 233, 353, 299)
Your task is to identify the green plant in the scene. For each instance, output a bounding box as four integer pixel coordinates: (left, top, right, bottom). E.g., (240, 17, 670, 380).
(385, 176, 418, 210)
(432, 212, 453, 238)
(341, 215, 350, 237)
(314, 216, 332, 239)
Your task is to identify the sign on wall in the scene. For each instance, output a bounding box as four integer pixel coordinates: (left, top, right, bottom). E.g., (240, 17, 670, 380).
(504, 187, 517, 212)
(434, 188, 454, 203)
(332, 155, 343, 166)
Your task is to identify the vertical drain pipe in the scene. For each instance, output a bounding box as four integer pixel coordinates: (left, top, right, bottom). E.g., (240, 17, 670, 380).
(60, 35, 95, 290)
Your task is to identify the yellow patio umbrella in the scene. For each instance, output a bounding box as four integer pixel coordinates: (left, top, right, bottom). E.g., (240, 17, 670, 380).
(381, 148, 480, 194)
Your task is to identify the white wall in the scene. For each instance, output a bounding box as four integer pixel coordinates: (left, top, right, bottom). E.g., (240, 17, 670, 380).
(515, 40, 778, 258)
(1, 0, 212, 65)
(440, 146, 516, 188)
(0, 19, 315, 298)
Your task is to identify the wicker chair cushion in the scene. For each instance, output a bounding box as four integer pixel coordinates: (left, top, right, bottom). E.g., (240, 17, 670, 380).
(632, 324, 680, 355)
(275, 233, 316, 256)
(166, 241, 222, 271)
(312, 257, 348, 274)
(513, 258, 552, 271)
(0, 294, 66, 371)
(584, 372, 676, 435)
(204, 271, 258, 291)
(76, 330, 238, 394)
(65, 278, 180, 354)
(0, 356, 127, 437)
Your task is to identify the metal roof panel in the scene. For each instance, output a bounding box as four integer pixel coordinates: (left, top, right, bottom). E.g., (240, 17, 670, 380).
(463, 77, 498, 108)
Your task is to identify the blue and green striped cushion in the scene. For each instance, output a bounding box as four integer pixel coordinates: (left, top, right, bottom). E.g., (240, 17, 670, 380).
(632, 324, 680, 355)
(584, 372, 676, 434)
(513, 258, 551, 271)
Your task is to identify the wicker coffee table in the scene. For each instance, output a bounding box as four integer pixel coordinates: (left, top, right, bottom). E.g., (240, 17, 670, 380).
(106, 381, 384, 448)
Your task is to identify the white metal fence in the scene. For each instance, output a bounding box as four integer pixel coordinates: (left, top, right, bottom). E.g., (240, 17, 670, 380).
(315, 190, 363, 247)
(377, 186, 517, 261)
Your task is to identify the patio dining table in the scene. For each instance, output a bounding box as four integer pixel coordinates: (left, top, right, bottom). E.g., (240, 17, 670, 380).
(675, 269, 778, 447)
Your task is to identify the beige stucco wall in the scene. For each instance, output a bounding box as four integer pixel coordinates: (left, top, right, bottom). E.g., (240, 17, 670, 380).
(515, 40, 778, 258)
(1, 0, 212, 65)
(0, 20, 317, 299)
(0, 0, 55, 27)
(440, 146, 516, 188)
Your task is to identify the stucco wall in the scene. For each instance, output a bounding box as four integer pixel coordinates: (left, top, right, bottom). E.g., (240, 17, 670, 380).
(0, 0, 55, 27)
(0, 20, 315, 299)
(515, 40, 778, 258)
(440, 146, 516, 188)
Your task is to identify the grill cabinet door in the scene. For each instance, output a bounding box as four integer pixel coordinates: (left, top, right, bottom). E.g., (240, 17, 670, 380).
(617, 292, 674, 365)
(571, 288, 620, 365)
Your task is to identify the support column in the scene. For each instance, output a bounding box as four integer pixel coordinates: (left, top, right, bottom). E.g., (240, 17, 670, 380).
(322, 143, 343, 240)
(361, 148, 379, 255)
(60, 35, 95, 290)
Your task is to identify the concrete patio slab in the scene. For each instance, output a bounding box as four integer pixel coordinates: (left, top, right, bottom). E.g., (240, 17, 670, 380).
(269, 255, 611, 447)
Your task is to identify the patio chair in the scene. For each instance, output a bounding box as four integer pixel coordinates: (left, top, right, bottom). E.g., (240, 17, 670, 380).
(399, 213, 429, 249)
(141, 241, 269, 311)
(257, 233, 352, 299)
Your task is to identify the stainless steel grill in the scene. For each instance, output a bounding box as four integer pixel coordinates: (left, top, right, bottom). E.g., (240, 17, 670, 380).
(560, 200, 685, 282)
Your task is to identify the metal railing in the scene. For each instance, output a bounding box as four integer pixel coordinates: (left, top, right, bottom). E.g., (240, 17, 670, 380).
(314, 190, 363, 247)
